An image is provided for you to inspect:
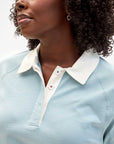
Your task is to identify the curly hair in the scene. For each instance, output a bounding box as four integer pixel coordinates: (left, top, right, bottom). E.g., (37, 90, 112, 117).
(10, 0, 114, 57)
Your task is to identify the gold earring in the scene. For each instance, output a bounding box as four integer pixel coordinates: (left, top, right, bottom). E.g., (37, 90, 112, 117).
(67, 14, 72, 21)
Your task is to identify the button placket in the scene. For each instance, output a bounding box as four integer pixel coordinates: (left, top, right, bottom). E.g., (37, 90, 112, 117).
(28, 102, 43, 126)
(38, 67, 65, 126)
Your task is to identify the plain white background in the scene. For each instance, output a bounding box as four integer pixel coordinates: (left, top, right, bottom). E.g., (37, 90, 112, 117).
(0, 0, 114, 65)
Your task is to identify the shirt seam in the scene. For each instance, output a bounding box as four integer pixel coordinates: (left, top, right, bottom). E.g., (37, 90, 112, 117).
(94, 73, 112, 136)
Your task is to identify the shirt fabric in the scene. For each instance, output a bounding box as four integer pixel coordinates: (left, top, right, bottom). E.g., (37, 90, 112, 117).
(0, 43, 114, 144)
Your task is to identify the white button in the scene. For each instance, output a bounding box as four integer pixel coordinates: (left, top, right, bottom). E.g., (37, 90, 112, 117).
(48, 84, 54, 90)
(56, 69, 62, 75)
(56, 70, 60, 74)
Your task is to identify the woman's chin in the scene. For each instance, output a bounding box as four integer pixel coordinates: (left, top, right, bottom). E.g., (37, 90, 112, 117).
(21, 31, 38, 39)
(20, 27, 46, 40)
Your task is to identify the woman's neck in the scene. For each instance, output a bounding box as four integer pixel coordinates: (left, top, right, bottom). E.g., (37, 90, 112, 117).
(38, 23, 79, 68)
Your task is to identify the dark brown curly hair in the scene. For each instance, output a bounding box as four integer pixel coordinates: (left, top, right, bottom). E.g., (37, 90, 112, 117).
(10, 0, 114, 57)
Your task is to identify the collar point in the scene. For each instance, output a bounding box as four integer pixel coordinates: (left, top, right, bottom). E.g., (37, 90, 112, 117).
(17, 70, 25, 74)
(17, 66, 31, 74)
(79, 80, 87, 85)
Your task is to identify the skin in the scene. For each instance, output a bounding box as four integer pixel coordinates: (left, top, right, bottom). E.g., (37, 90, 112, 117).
(16, 0, 80, 86)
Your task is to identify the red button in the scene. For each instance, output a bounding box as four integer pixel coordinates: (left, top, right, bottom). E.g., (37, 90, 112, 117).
(48, 84, 54, 90)
(50, 85, 53, 88)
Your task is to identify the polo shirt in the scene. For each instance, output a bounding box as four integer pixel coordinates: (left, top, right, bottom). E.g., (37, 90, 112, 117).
(0, 43, 114, 144)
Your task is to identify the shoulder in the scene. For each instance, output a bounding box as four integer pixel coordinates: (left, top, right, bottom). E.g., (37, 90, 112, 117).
(0, 50, 29, 78)
(94, 57, 114, 101)
(94, 57, 114, 116)
(94, 57, 114, 91)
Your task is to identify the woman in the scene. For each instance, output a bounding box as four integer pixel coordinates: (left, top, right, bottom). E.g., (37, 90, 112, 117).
(0, 0, 114, 143)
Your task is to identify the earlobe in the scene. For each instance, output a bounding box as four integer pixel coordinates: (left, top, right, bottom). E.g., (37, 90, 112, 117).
(65, 5, 71, 17)
(65, 6, 72, 21)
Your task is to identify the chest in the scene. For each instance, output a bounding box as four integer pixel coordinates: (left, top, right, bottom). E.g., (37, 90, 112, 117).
(0, 71, 106, 144)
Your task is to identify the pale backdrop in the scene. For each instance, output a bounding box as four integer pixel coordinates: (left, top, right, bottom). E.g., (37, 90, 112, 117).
(0, 0, 114, 65)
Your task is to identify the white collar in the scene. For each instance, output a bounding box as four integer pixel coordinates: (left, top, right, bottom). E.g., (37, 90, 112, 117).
(17, 43, 99, 85)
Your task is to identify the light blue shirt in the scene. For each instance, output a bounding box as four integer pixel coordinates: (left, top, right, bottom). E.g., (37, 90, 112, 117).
(0, 44, 114, 144)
